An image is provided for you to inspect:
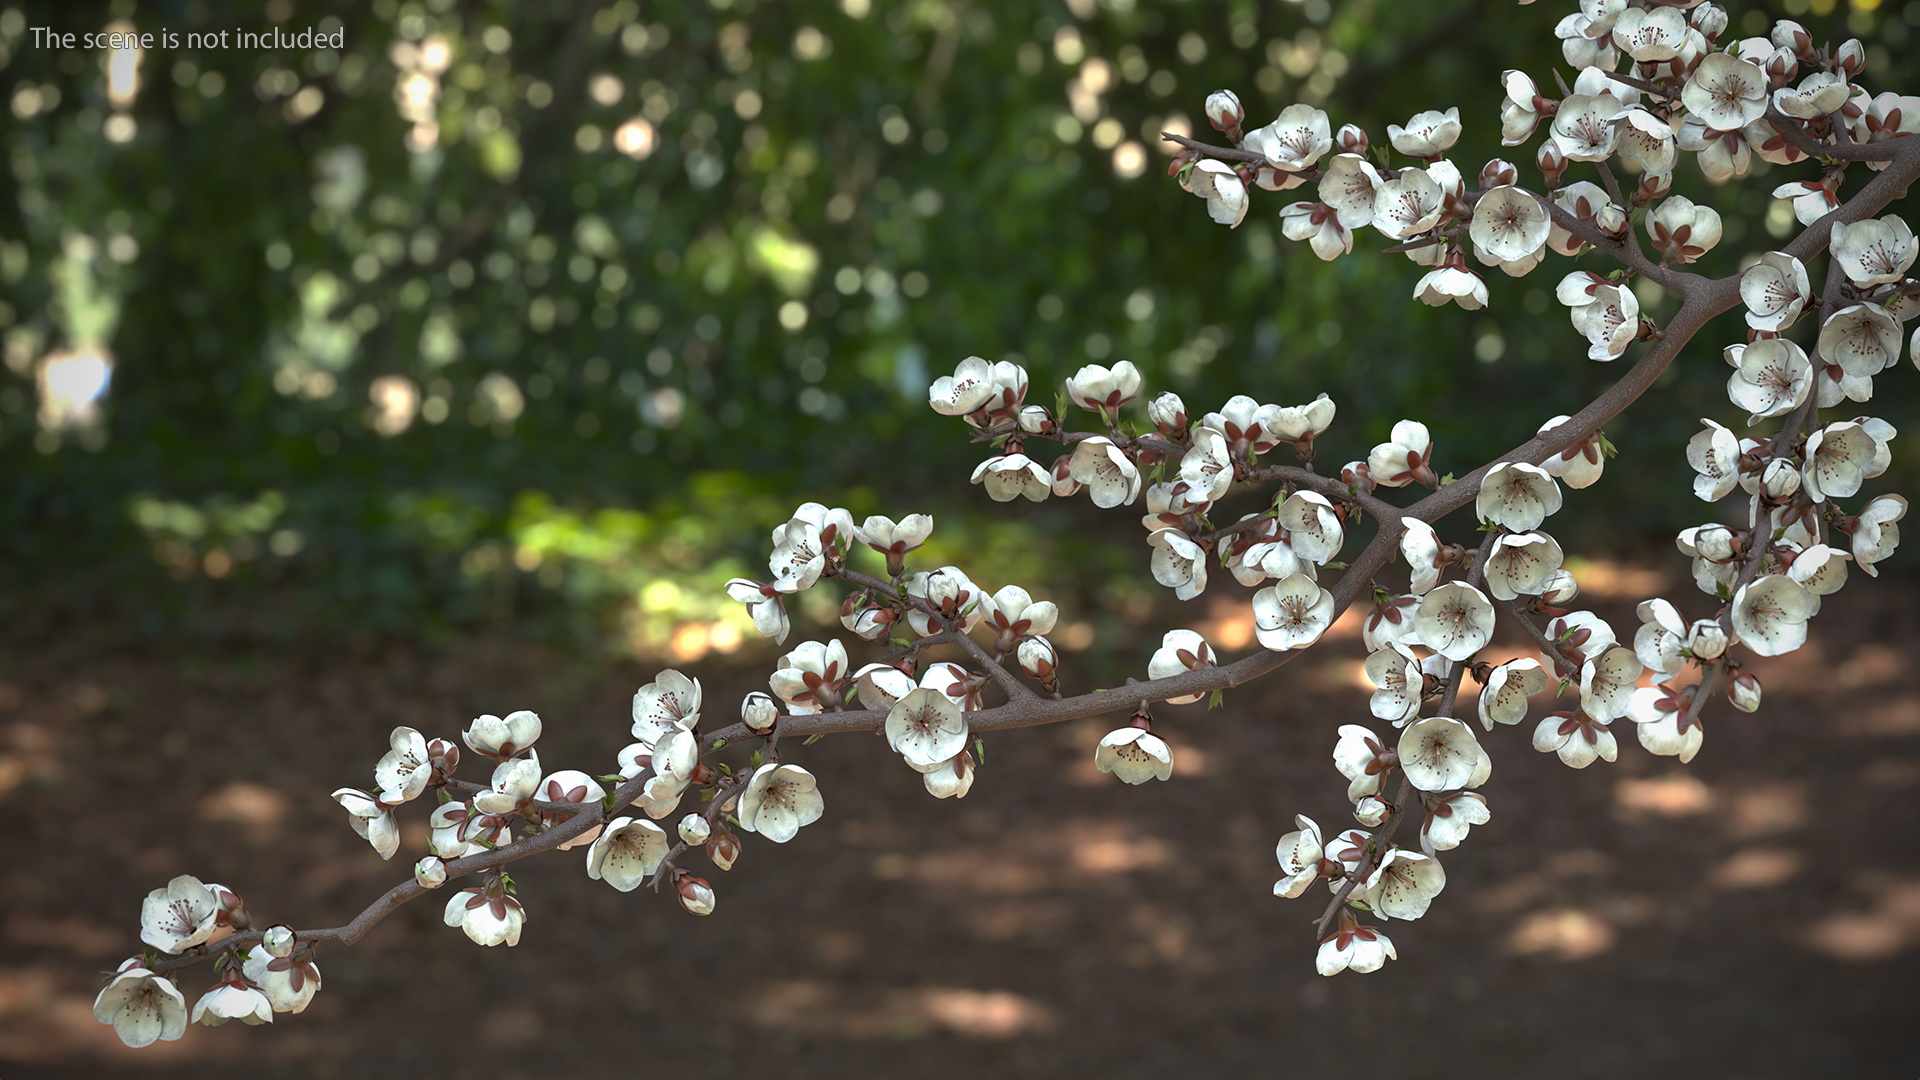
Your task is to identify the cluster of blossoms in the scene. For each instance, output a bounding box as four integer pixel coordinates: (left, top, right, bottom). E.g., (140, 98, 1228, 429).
(99, 0, 1919, 1045)
(1169, 0, 1915, 973)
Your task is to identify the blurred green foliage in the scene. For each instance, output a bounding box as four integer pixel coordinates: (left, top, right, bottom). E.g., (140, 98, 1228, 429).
(1, 0, 1915, 651)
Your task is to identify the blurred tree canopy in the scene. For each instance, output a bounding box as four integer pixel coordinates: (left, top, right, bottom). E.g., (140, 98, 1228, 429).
(2, 0, 1915, 651)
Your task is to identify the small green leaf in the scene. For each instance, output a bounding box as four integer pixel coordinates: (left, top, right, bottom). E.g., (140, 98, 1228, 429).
(716, 762, 733, 776)
(709, 738, 728, 751)
(804, 732, 824, 745)
(972, 737, 986, 765)
(749, 750, 764, 770)
(1208, 689, 1225, 710)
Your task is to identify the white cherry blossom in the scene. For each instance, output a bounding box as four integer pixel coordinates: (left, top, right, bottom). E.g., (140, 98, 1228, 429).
(1066, 361, 1143, 413)
(632, 669, 702, 742)
(1068, 436, 1143, 508)
(1180, 424, 1237, 498)
(1629, 684, 1704, 763)
(1774, 178, 1838, 226)
(1414, 262, 1489, 310)
(463, 709, 542, 761)
(1787, 543, 1851, 596)
(1253, 573, 1336, 651)
(1647, 196, 1722, 265)
(443, 885, 526, 946)
(94, 960, 188, 1048)
(1274, 815, 1325, 898)
(738, 764, 825, 843)
(1278, 491, 1344, 564)
(1365, 848, 1447, 919)
(1400, 517, 1443, 595)
(981, 585, 1058, 644)
(1740, 252, 1810, 332)
(1616, 107, 1678, 176)
(1413, 582, 1494, 662)
(586, 816, 670, 891)
(1535, 415, 1606, 490)
(1774, 71, 1850, 118)
(855, 513, 934, 560)
(1683, 52, 1768, 129)
(1550, 86, 1625, 162)
(1316, 924, 1397, 975)
(770, 639, 849, 712)
(1819, 304, 1901, 379)
(906, 567, 987, 636)
(1830, 216, 1917, 286)
(1245, 103, 1332, 171)
(1571, 284, 1639, 361)
(1478, 462, 1563, 531)
(1186, 159, 1248, 227)
(1421, 792, 1490, 855)
(1471, 187, 1551, 263)
(1802, 420, 1884, 503)
(1731, 575, 1817, 656)
(473, 753, 542, 814)
(768, 518, 826, 592)
(1613, 5, 1689, 60)
(1532, 710, 1618, 768)
(1319, 154, 1381, 228)
(928, 355, 996, 417)
(1368, 420, 1436, 488)
(1371, 169, 1443, 241)
(1850, 495, 1906, 577)
(241, 944, 321, 1015)
(1486, 531, 1564, 601)
(1094, 724, 1174, 784)
(1366, 646, 1423, 725)
(886, 688, 969, 768)
(1388, 107, 1461, 158)
(1579, 645, 1644, 721)
(1478, 659, 1547, 729)
(192, 976, 273, 1027)
(971, 452, 1051, 502)
(1725, 339, 1811, 424)
(374, 726, 432, 804)
(1634, 598, 1690, 678)
(1500, 70, 1543, 145)
(331, 787, 400, 860)
(1397, 716, 1484, 792)
(724, 578, 790, 644)
(1148, 628, 1216, 704)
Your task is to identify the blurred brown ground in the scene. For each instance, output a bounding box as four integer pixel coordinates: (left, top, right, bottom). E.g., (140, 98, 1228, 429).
(4, 565, 1918, 1079)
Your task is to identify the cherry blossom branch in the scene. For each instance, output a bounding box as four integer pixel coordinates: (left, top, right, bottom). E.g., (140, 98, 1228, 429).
(832, 566, 1037, 703)
(646, 770, 754, 891)
(1498, 598, 1579, 679)
(146, 768, 657, 978)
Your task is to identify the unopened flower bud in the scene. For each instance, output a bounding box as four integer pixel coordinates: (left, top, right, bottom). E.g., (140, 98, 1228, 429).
(1769, 19, 1812, 57)
(1691, 3, 1728, 40)
(1017, 404, 1053, 435)
(1539, 568, 1580, 606)
(1148, 392, 1188, 437)
(1536, 140, 1567, 188)
(262, 925, 297, 959)
(678, 813, 712, 845)
(415, 856, 447, 889)
(1764, 46, 1797, 87)
(1760, 459, 1800, 500)
(1727, 670, 1762, 713)
(1836, 38, 1865, 77)
(1353, 795, 1390, 827)
(677, 875, 717, 916)
(1335, 123, 1369, 156)
(1693, 523, 1738, 562)
(1017, 635, 1057, 679)
(1479, 158, 1518, 189)
(707, 832, 741, 871)
(734, 692, 775, 735)
(1686, 619, 1729, 660)
(1339, 460, 1374, 491)
(1049, 454, 1081, 498)
(1204, 89, 1244, 135)
(1634, 170, 1672, 207)
(207, 884, 248, 930)
(427, 738, 460, 779)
